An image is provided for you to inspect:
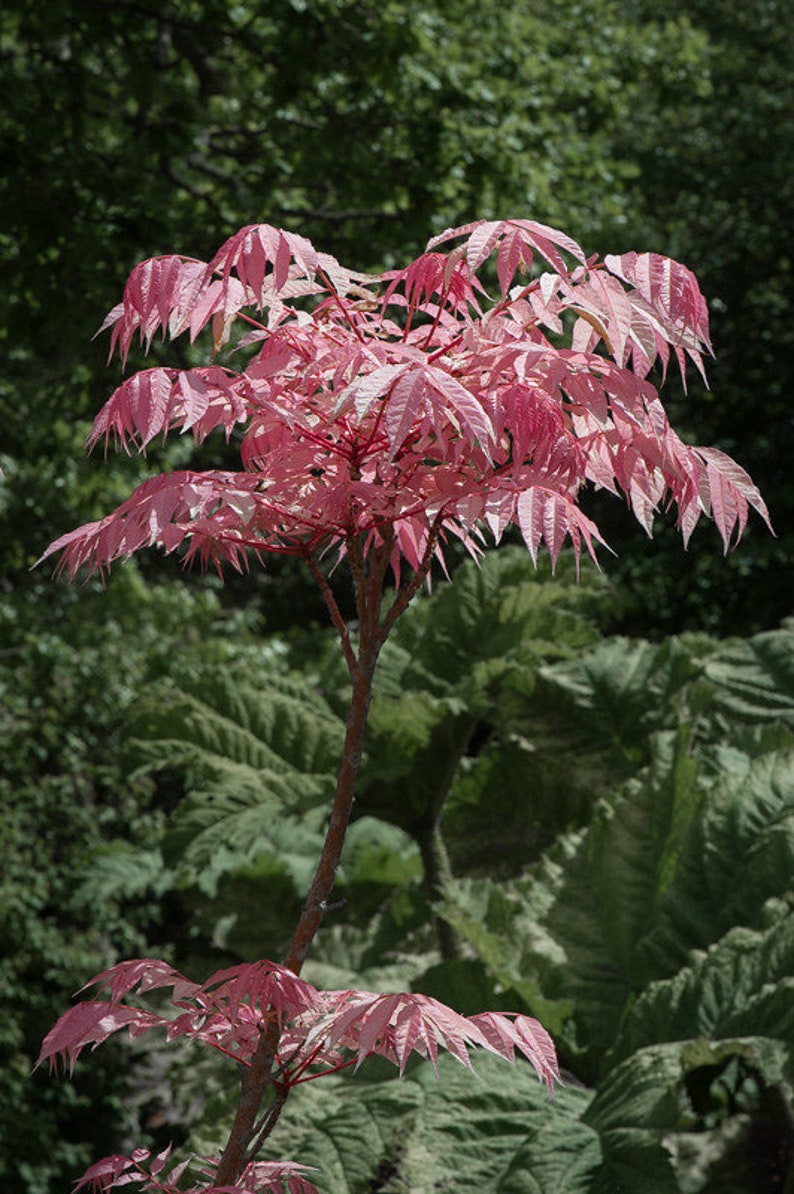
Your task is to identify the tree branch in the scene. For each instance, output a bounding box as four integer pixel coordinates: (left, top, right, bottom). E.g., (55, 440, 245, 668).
(305, 553, 358, 678)
(381, 512, 446, 638)
(213, 1016, 282, 1187)
(214, 554, 386, 1186)
(281, 634, 379, 975)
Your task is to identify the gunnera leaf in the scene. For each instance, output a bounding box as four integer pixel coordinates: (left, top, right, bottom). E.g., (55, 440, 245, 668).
(250, 1053, 600, 1194)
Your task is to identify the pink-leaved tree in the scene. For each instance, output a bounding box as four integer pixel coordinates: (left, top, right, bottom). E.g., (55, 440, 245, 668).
(38, 218, 771, 1193)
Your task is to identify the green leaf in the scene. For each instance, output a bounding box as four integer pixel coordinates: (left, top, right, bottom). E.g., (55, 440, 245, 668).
(703, 627, 794, 724)
(611, 896, 794, 1068)
(536, 635, 713, 768)
(641, 747, 794, 975)
(124, 665, 344, 893)
(164, 778, 327, 892)
(72, 842, 167, 905)
(440, 869, 576, 1038)
(362, 549, 605, 853)
(263, 1053, 600, 1194)
(446, 738, 794, 1076)
(584, 1038, 793, 1194)
(342, 817, 423, 889)
(128, 668, 343, 781)
(443, 728, 704, 1060)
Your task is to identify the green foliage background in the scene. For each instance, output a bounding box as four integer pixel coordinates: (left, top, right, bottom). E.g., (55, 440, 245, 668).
(59, 554, 794, 1193)
(1, 1, 792, 1190)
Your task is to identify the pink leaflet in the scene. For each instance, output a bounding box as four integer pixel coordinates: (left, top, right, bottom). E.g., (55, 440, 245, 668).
(80, 957, 199, 1002)
(604, 251, 712, 385)
(565, 270, 635, 367)
(299, 990, 562, 1091)
(87, 368, 249, 454)
(382, 251, 480, 316)
(384, 369, 428, 458)
(149, 1146, 172, 1178)
(344, 363, 410, 420)
(516, 487, 608, 570)
(73, 1153, 143, 1193)
(105, 257, 207, 365)
(467, 1011, 560, 1092)
(310, 990, 488, 1076)
(199, 1159, 321, 1194)
(464, 220, 505, 274)
(71, 1152, 321, 1194)
(196, 961, 320, 1027)
(37, 1002, 164, 1076)
(37, 472, 264, 579)
(233, 1160, 320, 1194)
(526, 274, 565, 336)
(496, 229, 526, 299)
(509, 218, 587, 272)
(427, 218, 586, 283)
(205, 224, 366, 309)
(424, 365, 495, 455)
(694, 445, 774, 551)
(483, 489, 516, 543)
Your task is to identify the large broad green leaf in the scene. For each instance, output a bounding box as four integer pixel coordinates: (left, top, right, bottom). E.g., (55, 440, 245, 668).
(609, 896, 794, 1068)
(71, 842, 168, 904)
(122, 665, 344, 891)
(583, 728, 702, 976)
(253, 1054, 600, 1194)
(583, 1043, 688, 1194)
(439, 862, 577, 1039)
(702, 625, 794, 724)
(185, 818, 424, 962)
(377, 549, 605, 699)
(161, 767, 336, 894)
(128, 668, 344, 781)
(360, 551, 608, 862)
(443, 727, 705, 1064)
(583, 1037, 792, 1194)
(534, 635, 715, 769)
(180, 1028, 792, 1194)
(639, 747, 794, 977)
(445, 739, 794, 1076)
(442, 623, 794, 1032)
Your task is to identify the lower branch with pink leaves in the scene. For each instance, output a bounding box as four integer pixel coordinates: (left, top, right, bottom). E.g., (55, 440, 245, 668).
(39, 960, 558, 1194)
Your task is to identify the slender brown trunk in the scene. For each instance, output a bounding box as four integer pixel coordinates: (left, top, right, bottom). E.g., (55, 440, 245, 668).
(212, 1017, 282, 1187)
(213, 625, 382, 1186)
(213, 635, 382, 1184)
(213, 520, 444, 1186)
(282, 649, 380, 975)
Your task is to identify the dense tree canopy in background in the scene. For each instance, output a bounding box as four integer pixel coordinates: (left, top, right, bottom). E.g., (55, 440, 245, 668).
(600, 0, 793, 632)
(1, 1, 791, 1191)
(3, 0, 790, 631)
